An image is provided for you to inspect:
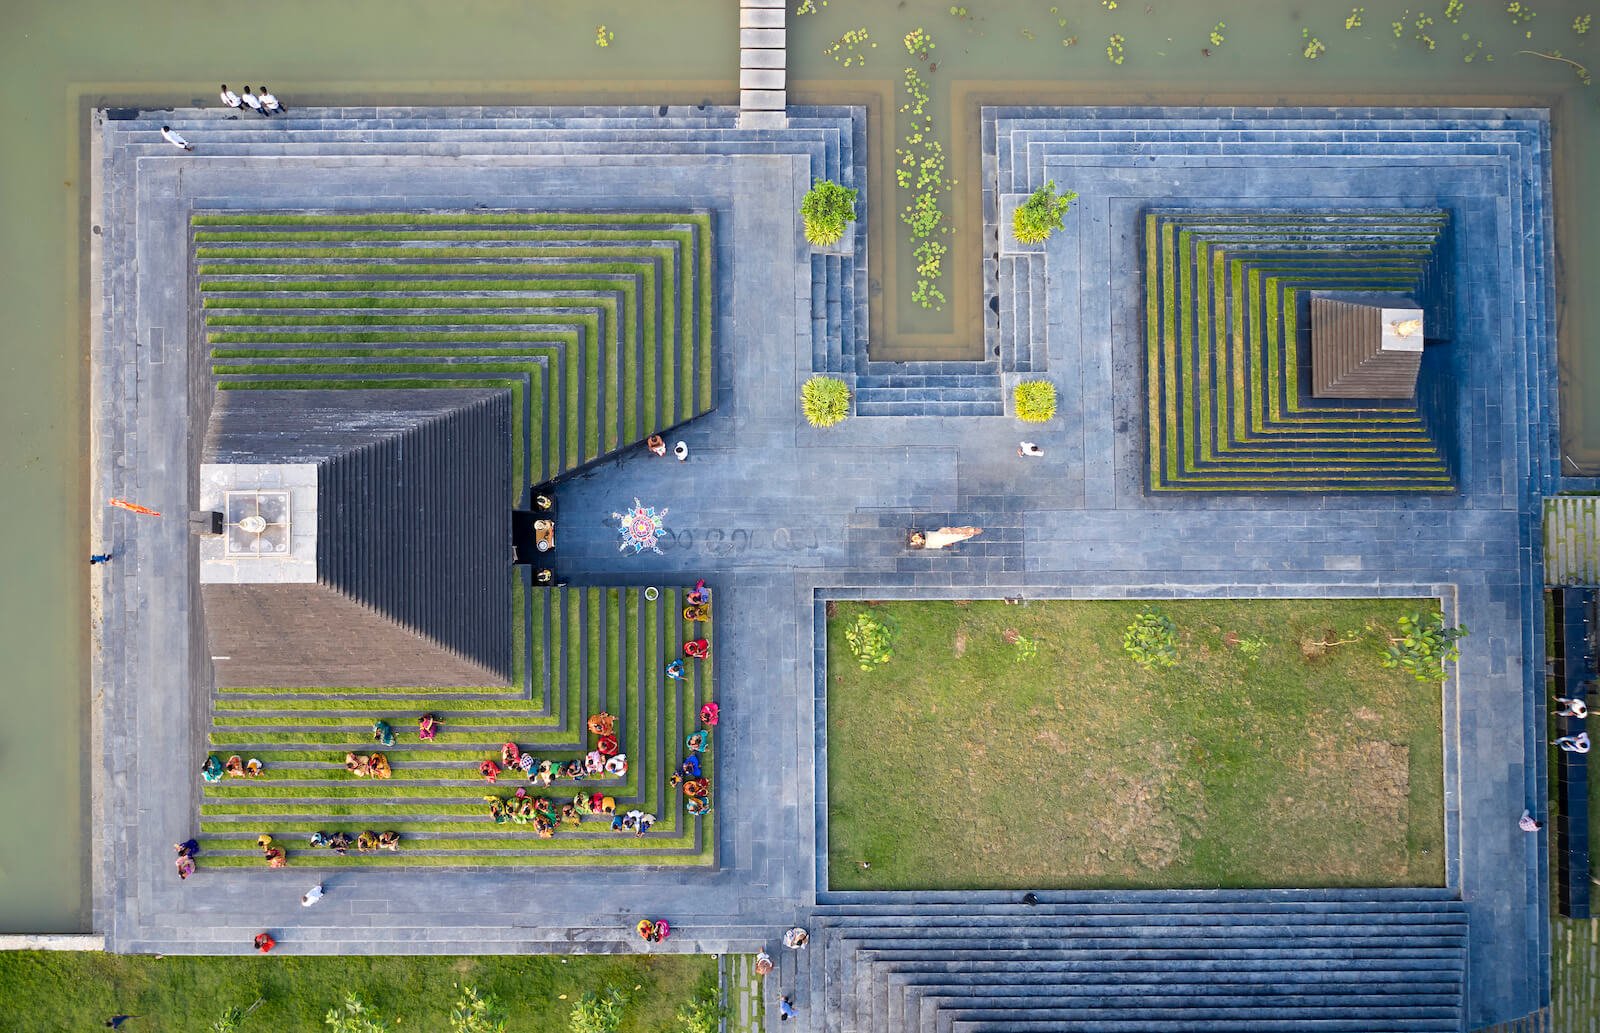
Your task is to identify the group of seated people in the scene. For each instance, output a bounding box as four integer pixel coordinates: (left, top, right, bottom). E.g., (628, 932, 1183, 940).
(308, 829, 400, 854)
(345, 751, 392, 778)
(484, 788, 629, 838)
(636, 918, 671, 942)
(199, 754, 263, 782)
(256, 833, 289, 868)
(478, 735, 630, 785)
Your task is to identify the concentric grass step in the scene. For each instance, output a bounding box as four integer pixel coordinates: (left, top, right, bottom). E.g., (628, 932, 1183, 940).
(195, 211, 714, 480)
(197, 584, 716, 868)
(1143, 210, 1455, 493)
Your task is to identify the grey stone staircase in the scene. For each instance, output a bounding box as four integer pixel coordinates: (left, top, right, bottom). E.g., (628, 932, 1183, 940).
(776, 890, 1469, 1033)
(98, 103, 868, 418)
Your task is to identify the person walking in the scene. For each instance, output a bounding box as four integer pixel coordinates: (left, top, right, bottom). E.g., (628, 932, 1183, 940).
(89, 552, 113, 564)
(1018, 441, 1044, 458)
(782, 927, 809, 950)
(239, 87, 264, 115)
(754, 951, 774, 977)
(219, 84, 242, 108)
(258, 86, 285, 115)
(673, 441, 689, 462)
(160, 126, 193, 151)
(253, 932, 276, 953)
(778, 996, 797, 1022)
(301, 883, 324, 907)
(1556, 731, 1591, 753)
(1555, 696, 1589, 719)
(1519, 810, 1543, 832)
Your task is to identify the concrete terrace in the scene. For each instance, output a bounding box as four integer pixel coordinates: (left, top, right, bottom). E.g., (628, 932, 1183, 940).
(88, 105, 1560, 1031)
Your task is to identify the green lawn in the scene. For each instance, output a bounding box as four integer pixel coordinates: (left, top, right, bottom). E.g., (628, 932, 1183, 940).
(0, 951, 714, 1033)
(826, 598, 1446, 891)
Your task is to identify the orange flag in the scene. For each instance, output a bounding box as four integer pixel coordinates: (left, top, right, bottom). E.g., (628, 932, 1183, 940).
(108, 498, 162, 517)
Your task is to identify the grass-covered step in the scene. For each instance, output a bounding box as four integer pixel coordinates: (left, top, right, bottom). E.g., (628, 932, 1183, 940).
(193, 210, 715, 481)
(198, 586, 716, 868)
(1143, 210, 1456, 493)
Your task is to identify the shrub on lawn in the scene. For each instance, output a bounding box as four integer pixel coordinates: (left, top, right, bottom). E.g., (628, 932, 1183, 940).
(846, 612, 894, 671)
(1381, 612, 1467, 682)
(1123, 610, 1179, 670)
(802, 375, 852, 428)
(800, 179, 858, 247)
(1014, 380, 1058, 422)
(325, 995, 389, 1033)
(570, 989, 627, 1033)
(449, 986, 506, 1033)
(1013, 181, 1078, 245)
(673, 983, 724, 1033)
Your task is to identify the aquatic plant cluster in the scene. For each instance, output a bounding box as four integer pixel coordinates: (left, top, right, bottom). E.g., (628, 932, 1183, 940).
(897, 57, 954, 310)
(825, 27, 874, 68)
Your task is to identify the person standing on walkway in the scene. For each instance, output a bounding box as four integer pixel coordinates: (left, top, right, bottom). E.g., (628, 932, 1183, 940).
(1519, 810, 1543, 832)
(258, 86, 285, 115)
(239, 87, 264, 115)
(301, 883, 324, 907)
(778, 996, 797, 1022)
(219, 84, 241, 109)
(673, 441, 689, 461)
(160, 126, 193, 151)
(253, 932, 276, 953)
(782, 927, 809, 950)
(1018, 441, 1044, 457)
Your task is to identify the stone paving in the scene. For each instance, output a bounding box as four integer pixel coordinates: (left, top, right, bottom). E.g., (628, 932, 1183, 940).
(88, 104, 1566, 1031)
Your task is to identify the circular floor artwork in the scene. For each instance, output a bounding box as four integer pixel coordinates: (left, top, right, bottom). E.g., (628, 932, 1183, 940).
(613, 497, 670, 555)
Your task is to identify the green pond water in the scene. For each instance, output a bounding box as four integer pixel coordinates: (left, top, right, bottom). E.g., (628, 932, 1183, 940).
(1, 0, 1595, 932)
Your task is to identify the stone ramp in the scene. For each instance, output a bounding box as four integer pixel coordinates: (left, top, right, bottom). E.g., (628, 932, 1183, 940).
(780, 890, 1467, 1033)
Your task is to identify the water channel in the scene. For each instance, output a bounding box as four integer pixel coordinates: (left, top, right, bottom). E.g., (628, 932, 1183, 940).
(1, 0, 1594, 932)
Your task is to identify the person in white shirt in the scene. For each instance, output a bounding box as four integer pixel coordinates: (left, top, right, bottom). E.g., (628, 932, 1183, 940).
(240, 86, 264, 115)
(259, 86, 285, 115)
(160, 126, 193, 151)
(1556, 731, 1591, 754)
(219, 84, 241, 108)
(301, 883, 324, 907)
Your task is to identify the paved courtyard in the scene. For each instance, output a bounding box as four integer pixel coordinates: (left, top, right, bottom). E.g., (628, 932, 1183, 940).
(88, 105, 1568, 1030)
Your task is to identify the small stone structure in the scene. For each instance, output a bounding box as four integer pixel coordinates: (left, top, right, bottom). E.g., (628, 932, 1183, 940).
(1311, 295, 1425, 399)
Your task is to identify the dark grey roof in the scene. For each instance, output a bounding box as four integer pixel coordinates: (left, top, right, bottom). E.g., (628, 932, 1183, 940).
(202, 389, 513, 686)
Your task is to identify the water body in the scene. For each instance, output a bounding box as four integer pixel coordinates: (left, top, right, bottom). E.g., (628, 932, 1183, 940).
(0, 0, 1593, 932)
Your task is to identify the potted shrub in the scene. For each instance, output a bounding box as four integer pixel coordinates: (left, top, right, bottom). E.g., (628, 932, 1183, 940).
(1012, 181, 1078, 245)
(800, 180, 858, 247)
(1013, 379, 1057, 422)
(801, 375, 851, 427)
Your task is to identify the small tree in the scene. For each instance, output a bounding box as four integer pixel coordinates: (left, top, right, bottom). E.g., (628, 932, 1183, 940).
(1013, 380, 1058, 422)
(845, 612, 894, 671)
(801, 375, 852, 427)
(1012, 181, 1078, 245)
(325, 995, 389, 1033)
(450, 986, 507, 1033)
(674, 983, 725, 1033)
(570, 989, 627, 1033)
(1123, 611, 1179, 671)
(1381, 612, 1468, 682)
(800, 180, 858, 246)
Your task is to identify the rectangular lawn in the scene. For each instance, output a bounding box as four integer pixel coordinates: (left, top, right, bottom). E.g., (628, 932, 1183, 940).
(826, 598, 1446, 890)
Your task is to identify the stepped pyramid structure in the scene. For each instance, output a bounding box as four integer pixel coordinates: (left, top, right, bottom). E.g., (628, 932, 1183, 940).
(199, 388, 514, 688)
(1143, 210, 1454, 493)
